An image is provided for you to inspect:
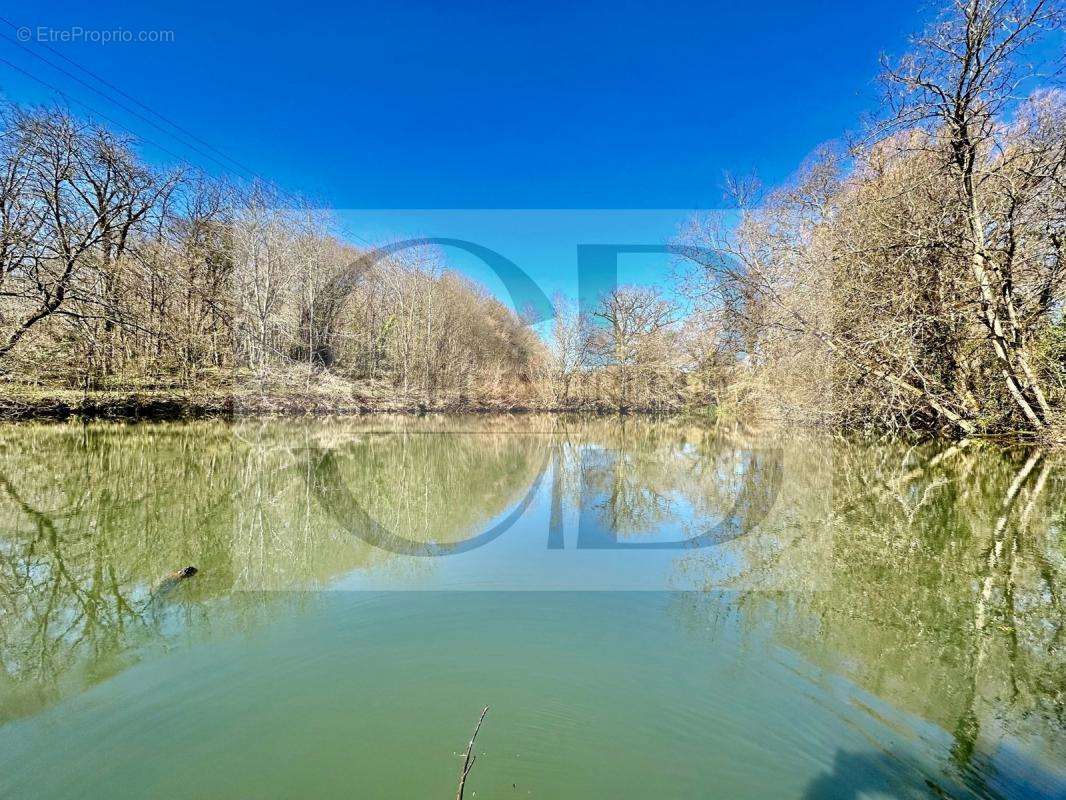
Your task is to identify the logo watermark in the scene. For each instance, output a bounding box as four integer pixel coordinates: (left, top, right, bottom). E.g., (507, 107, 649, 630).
(229, 209, 835, 590)
(18, 26, 175, 44)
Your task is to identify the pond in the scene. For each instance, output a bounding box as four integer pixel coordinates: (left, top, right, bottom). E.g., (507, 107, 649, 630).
(0, 416, 1062, 799)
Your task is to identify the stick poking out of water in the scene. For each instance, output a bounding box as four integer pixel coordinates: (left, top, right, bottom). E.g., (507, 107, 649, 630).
(455, 706, 489, 800)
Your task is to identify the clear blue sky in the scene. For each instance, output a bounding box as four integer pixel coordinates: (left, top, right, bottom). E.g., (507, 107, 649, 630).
(1, 0, 930, 209)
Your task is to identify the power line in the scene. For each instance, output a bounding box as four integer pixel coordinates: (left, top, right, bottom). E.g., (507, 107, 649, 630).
(0, 24, 380, 248)
(0, 28, 254, 179)
(0, 55, 191, 164)
(0, 14, 261, 178)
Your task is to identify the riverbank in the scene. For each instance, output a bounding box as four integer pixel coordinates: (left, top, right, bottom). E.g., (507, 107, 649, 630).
(3, 379, 1059, 445)
(0, 377, 690, 421)
(0, 386, 526, 421)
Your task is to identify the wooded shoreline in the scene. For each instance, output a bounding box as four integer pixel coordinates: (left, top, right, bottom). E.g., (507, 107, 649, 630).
(0, 383, 705, 421)
(1, 3, 1063, 439)
(1, 386, 1052, 449)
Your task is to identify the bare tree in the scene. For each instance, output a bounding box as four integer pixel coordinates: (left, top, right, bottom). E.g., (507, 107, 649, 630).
(0, 108, 108, 361)
(878, 0, 1065, 429)
(589, 286, 678, 411)
(548, 293, 588, 406)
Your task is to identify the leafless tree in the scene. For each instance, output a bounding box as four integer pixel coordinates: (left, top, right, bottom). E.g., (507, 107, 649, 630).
(589, 286, 679, 411)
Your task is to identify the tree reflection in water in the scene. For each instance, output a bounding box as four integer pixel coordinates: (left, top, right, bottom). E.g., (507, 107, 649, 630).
(0, 417, 1061, 798)
(676, 437, 1065, 798)
(0, 418, 550, 719)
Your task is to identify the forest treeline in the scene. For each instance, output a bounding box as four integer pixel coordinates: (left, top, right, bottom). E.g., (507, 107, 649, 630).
(0, 102, 701, 414)
(0, 107, 550, 413)
(1, 0, 1064, 437)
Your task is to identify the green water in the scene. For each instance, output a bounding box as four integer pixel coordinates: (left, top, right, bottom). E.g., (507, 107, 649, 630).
(0, 416, 1062, 799)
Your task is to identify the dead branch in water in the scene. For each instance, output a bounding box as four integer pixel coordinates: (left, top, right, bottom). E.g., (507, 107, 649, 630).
(455, 706, 489, 800)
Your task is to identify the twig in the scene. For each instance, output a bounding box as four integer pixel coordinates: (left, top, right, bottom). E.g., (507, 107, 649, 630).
(455, 706, 489, 800)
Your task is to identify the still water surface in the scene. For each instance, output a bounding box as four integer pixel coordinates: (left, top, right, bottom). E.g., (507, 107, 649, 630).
(0, 416, 1062, 798)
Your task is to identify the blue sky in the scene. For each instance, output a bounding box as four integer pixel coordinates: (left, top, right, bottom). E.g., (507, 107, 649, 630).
(0, 1, 938, 308)
(1, 0, 929, 208)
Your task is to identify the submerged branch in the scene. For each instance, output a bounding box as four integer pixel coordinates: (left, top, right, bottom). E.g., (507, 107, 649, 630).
(455, 706, 489, 800)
